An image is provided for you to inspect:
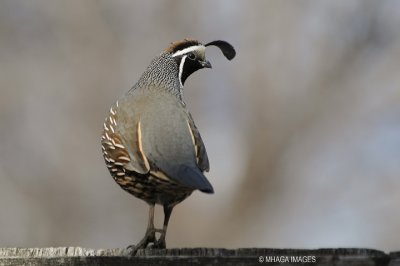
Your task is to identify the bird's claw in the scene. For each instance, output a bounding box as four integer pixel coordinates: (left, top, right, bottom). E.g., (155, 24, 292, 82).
(126, 228, 167, 256)
(153, 238, 166, 249)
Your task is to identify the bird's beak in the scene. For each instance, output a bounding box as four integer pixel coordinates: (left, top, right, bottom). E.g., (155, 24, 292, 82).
(200, 60, 212, 68)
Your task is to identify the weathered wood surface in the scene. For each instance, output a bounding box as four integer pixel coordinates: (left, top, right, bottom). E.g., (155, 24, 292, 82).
(0, 247, 397, 266)
(390, 252, 400, 266)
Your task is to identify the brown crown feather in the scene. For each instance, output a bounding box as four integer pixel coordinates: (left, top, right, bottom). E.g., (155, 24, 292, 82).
(165, 39, 202, 54)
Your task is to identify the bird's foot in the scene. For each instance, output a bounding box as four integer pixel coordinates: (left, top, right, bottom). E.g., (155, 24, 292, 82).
(126, 229, 157, 255)
(153, 237, 166, 249)
(126, 228, 164, 256)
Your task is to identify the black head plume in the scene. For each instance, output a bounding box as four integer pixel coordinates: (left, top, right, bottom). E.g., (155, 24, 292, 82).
(205, 40, 236, 60)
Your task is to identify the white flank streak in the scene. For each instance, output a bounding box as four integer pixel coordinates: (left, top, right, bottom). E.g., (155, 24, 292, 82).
(103, 123, 109, 131)
(172, 45, 204, 57)
(114, 162, 124, 166)
(114, 143, 125, 149)
(150, 170, 169, 181)
(110, 108, 115, 115)
(118, 156, 130, 162)
(110, 125, 115, 133)
(116, 101, 119, 108)
(178, 55, 187, 88)
(186, 120, 198, 159)
(116, 172, 125, 176)
(105, 132, 110, 140)
(137, 121, 150, 171)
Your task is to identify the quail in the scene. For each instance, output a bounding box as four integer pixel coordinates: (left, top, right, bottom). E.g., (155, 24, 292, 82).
(101, 39, 235, 254)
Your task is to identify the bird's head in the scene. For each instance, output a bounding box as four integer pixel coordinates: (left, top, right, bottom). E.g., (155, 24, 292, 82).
(165, 39, 236, 87)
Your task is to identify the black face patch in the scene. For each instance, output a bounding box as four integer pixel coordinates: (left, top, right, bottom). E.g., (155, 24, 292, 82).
(179, 55, 203, 86)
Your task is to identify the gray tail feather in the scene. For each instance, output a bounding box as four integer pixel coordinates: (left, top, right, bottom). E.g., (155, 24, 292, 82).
(170, 165, 214, 193)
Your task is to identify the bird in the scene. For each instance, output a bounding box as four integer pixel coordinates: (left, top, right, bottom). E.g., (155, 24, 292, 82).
(100, 38, 235, 254)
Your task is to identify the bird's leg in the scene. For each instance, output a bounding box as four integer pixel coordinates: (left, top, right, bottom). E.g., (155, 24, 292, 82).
(154, 204, 174, 249)
(127, 203, 158, 255)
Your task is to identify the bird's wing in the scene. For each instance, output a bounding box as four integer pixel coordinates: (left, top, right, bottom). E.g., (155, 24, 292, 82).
(138, 91, 213, 193)
(187, 112, 210, 172)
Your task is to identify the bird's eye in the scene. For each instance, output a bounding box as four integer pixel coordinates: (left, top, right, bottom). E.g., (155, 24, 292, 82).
(187, 53, 196, 60)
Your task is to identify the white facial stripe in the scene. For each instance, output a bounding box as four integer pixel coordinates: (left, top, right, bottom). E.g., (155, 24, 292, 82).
(178, 55, 187, 88)
(172, 45, 205, 57)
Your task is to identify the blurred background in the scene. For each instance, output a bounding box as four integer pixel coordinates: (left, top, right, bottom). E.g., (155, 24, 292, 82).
(1, 0, 400, 251)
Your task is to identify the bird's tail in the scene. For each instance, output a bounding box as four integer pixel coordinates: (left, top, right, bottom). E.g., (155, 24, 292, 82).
(171, 164, 214, 194)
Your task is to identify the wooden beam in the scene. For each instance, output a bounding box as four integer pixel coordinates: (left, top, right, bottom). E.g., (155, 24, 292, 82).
(0, 247, 396, 266)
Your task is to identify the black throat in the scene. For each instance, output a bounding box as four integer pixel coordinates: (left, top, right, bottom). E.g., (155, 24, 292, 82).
(176, 56, 203, 86)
